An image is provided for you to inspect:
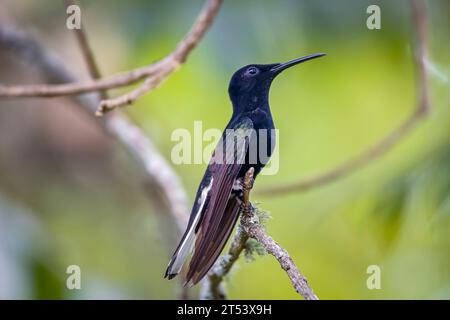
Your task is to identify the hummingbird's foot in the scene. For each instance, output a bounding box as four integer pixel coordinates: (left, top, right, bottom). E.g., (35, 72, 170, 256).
(241, 167, 255, 214)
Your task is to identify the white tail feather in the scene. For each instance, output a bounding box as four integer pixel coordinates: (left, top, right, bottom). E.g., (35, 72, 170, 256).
(166, 177, 213, 277)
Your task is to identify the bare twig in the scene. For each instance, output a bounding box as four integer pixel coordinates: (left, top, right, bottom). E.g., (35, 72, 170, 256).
(97, 61, 175, 115)
(259, 0, 429, 196)
(0, 26, 190, 232)
(0, 50, 160, 96)
(0, 0, 223, 116)
(64, 0, 105, 99)
(97, 0, 222, 115)
(203, 168, 318, 300)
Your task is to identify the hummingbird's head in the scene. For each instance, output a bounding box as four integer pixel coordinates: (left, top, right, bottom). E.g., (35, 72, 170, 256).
(228, 53, 325, 112)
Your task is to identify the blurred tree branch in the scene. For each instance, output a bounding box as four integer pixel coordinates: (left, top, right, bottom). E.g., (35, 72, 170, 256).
(0, 26, 190, 232)
(0, 0, 222, 116)
(64, 0, 106, 99)
(202, 168, 318, 300)
(64, 0, 192, 297)
(259, 0, 430, 196)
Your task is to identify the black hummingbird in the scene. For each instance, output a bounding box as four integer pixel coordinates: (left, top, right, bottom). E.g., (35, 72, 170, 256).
(165, 53, 325, 285)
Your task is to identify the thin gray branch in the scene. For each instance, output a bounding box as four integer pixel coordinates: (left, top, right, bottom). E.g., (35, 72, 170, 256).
(202, 168, 318, 300)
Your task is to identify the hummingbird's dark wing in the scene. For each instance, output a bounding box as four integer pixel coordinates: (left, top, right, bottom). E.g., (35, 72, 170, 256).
(185, 117, 255, 285)
(164, 117, 254, 285)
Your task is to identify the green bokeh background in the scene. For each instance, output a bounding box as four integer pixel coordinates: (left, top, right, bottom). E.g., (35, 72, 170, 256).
(0, 0, 449, 299)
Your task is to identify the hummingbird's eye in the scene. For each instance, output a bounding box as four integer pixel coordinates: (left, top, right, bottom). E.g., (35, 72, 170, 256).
(246, 67, 259, 76)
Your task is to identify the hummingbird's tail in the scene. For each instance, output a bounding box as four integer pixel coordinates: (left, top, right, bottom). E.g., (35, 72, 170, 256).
(164, 195, 241, 286)
(184, 196, 241, 286)
(164, 214, 200, 280)
(164, 176, 214, 280)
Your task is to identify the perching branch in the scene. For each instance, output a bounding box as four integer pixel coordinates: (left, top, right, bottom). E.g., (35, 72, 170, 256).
(0, 0, 222, 117)
(0, 26, 190, 232)
(259, 0, 430, 196)
(202, 168, 318, 300)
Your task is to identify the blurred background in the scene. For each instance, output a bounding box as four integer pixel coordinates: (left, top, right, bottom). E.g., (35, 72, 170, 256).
(0, 0, 449, 299)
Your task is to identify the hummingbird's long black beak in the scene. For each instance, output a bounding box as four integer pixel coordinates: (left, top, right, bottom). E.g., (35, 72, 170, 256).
(270, 53, 326, 74)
